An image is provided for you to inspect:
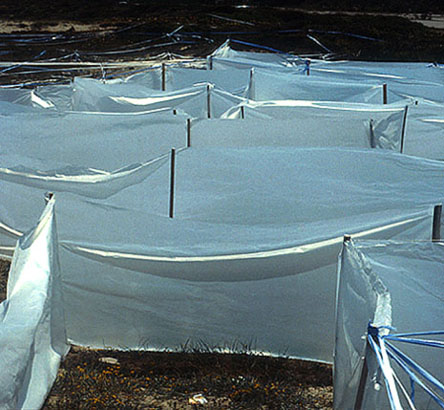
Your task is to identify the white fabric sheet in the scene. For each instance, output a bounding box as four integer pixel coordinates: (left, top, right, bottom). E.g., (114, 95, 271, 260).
(335, 240, 444, 409)
(0, 198, 68, 409)
(249, 68, 402, 104)
(1, 148, 444, 362)
(191, 112, 404, 151)
(1, 109, 187, 170)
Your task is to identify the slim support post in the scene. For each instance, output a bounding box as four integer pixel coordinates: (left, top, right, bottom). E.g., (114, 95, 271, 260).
(248, 68, 254, 99)
(169, 148, 176, 218)
(400, 106, 408, 154)
(161, 63, 166, 91)
(342, 234, 369, 410)
(382, 83, 388, 104)
(240, 106, 245, 119)
(207, 85, 211, 119)
(187, 119, 191, 148)
(433, 204, 442, 241)
(369, 120, 375, 148)
(354, 346, 369, 410)
(209, 55, 213, 70)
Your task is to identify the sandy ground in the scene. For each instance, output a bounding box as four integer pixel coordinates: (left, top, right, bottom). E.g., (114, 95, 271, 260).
(0, 20, 118, 33)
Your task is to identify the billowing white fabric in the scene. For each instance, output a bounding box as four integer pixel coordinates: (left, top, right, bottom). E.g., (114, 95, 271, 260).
(0, 87, 55, 109)
(1, 148, 444, 362)
(211, 43, 444, 103)
(249, 68, 403, 104)
(31, 78, 245, 118)
(401, 100, 444, 160)
(335, 240, 444, 409)
(222, 99, 406, 120)
(0, 198, 68, 409)
(0, 153, 169, 199)
(209, 40, 301, 71)
(191, 111, 404, 151)
(1, 109, 187, 170)
(221, 99, 444, 160)
(123, 65, 163, 89)
(71, 78, 210, 116)
(165, 66, 250, 96)
(302, 59, 444, 103)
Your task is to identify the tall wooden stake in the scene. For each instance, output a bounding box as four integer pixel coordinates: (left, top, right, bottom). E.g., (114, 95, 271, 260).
(433, 204, 442, 241)
(187, 119, 191, 148)
(209, 55, 213, 70)
(161, 63, 166, 91)
(207, 84, 211, 119)
(169, 148, 176, 218)
(400, 106, 408, 154)
(369, 120, 375, 148)
(240, 106, 245, 119)
(249, 68, 254, 99)
(382, 83, 387, 104)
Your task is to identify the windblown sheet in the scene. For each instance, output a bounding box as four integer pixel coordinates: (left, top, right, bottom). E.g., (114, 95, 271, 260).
(248, 68, 402, 104)
(0, 148, 443, 362)
(335, 240, 444, 409)
(0, 198, 68, 410)
(192, 111, 405, 150)
(1, 109, 187, 170)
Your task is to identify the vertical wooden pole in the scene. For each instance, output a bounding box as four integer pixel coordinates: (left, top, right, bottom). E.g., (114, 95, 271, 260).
(187, 119, 191, 148)
(240, 106, 245, 119)
(209, 55, 213, 70)
(161, 63, 166, 91)
(354, 339, 370, 410)
(369, 120, 375, 148)
(342, 234, 369, 410)
(305, 59, 311, 76)
(173, 109, 177, 115)
(433, 204, 442, 241)
(382, 83, 387, 104)
(169, 148, 176, 219)
(399, 106, 408, 154)
(249, 68, 254, 99)
(207, 84, 211, 119)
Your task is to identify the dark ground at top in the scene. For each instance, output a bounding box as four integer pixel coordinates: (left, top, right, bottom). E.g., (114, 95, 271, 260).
(0, 1, 443, 64)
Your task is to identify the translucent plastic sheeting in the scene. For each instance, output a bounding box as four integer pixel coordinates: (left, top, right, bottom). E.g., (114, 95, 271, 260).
(305, 60, 444, 104)
(209, 41, 300, 70)
(69, 78, 244, 118)
(191, 111, 405, 151)
(1, 148, 444, 361)
(0, 153, 169, 199)
(0, 87, 55, 109)
(210, 44, 444, 103)
(0, 198, 68, 410)
(222, 99, 444, 160)
(166, 66, 250, 96)
(71, 78, 209, 115)
(0, 109, 188, 170)
(335, 240, 444, 409)
(126, 65, 251, 97)
(401, 100, 444, 160)
(248, 68, 403, 104)
(222, 100, 407, 121)
(123, 65, 162, 90)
